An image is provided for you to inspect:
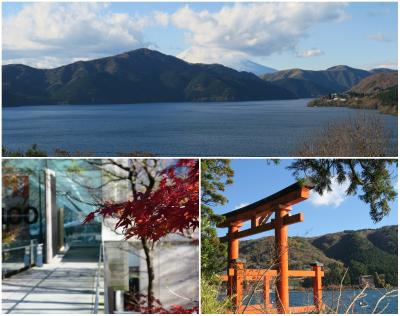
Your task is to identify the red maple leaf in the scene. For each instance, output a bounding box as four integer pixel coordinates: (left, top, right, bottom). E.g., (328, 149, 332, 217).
(84, 159, 199, 241)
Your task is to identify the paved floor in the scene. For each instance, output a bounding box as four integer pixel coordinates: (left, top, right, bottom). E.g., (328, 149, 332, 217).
(2, 246, 104, 314)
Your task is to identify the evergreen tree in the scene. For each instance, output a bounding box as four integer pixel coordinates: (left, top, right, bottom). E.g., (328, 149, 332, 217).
(287, 159, 397, 222)
(201, 159, 234, 276)
(324, 262, 351, 286)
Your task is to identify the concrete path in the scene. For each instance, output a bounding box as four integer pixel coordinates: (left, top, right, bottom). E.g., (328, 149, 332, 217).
(2, 246, 104, 314)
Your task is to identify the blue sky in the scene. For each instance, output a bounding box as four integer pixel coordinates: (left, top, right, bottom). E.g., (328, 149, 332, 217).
(213, 160, 398, 239)
(2, 2, 397, 70)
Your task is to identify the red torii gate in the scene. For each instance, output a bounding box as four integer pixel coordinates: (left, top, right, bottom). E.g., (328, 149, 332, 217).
(218, 182, 324, 314)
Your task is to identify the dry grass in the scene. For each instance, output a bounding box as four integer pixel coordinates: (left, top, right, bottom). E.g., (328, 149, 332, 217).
(296, 114, 396, 157)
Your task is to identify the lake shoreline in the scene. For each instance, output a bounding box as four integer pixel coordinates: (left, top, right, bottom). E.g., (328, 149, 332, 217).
(2, 97, 302, 108)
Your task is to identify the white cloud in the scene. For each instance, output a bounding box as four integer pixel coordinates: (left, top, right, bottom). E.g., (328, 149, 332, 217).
(363, 60, 398, 70)
(373, 62, 398, 69)
(296, 49, 324, 58)
(309, 177, 351, 208)
(172, 2, 347, 60)
(153, 11, 170, 27)
(3, 2, 350, 68)
(368, 32, 392, 42)
(178, 47, 245, 64)
(178, 46, 249, 65)
(234, 202, 249, 210)
(3, 3, 164, 67)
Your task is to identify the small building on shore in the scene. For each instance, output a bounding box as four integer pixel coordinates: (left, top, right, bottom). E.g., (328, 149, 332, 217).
(359, 275, 375, 288)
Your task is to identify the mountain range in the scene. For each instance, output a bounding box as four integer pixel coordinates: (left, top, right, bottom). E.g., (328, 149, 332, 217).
(3, 49, 293, 106)
(262, 65, 396, 98)
(239, 225, 398, 286)
(2, 48, 397, 106)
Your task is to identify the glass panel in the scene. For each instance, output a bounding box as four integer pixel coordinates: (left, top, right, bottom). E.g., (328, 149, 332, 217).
(103, 239, 199, 312)
(47, 159, 102, 246)
(2, 160, 45, 276)
(2, 159, 103, 275)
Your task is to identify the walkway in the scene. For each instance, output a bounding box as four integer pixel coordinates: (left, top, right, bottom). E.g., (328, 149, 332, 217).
(2, 245, 104, 314)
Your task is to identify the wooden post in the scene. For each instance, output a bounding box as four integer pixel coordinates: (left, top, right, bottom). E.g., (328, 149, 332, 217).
(234, 261, 245, 308)
(227, 223, 242, 299)
(251, 215, 259, 228)
(275, 207, 290, 313)
(264, 275, 271, 308)
(311, 263, 324, 312)
(228, 224, 241, 261)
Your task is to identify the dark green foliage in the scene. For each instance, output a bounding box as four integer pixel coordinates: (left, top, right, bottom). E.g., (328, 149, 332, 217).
(240, 235, 340, 272)
(239, 226, 397, 287)
(270, 78, 332, 98)
(201, 159, 234, 277)
(373, 272, 386, 288)
(311, 228, 398, 286)
(287, 160, 397, 223)
(3, 48, 295, 106)
(2, 145, 154, 157)
(2, 144, 48, 157)
(367, 225, 398, 255)
(323, 262, 351, 286)
(201, 276, 232, 313)
(377, 85, 398, 106)
(201, 160, 235, 313)
(201, 159, 234, 208)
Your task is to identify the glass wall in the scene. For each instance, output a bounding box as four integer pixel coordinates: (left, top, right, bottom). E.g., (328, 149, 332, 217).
(2, 159, 46, 275)
(2, 159, 103, 275)
(47, 160, 102, 246)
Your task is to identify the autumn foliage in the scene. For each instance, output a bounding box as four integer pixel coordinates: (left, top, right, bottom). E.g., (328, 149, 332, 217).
(83, 159, 199, 241)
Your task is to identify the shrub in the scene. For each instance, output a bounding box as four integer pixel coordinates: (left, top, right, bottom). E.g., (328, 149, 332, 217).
(296, 114, 396, 157)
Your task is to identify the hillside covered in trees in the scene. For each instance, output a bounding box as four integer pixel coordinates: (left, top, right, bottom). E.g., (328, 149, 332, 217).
(262, 65, 395, 98)
(239, 225, 398, 287)
(3, 48, 295, 106)
(308, 72, 398, 115)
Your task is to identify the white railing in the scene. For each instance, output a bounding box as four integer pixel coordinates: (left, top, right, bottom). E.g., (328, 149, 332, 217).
(92, 243, 103, 314)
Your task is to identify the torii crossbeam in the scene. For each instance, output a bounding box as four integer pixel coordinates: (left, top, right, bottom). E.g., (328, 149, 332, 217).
(218, 181, 324, 314)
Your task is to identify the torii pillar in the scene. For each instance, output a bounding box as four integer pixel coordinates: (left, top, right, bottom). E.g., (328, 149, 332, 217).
(274, 206, 291, 313)
(227, 223, 243, 303)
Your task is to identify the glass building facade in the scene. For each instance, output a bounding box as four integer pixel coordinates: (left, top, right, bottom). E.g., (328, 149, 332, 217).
(2, 159, 102, 276)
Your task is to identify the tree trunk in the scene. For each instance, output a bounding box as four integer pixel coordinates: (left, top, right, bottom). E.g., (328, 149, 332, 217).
(131, 165, 156, 311)
(141, 237, 155, 311)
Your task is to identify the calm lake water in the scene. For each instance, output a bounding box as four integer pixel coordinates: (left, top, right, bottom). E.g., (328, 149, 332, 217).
(3, 99, 398, 156)
(225, 288, 398, 314)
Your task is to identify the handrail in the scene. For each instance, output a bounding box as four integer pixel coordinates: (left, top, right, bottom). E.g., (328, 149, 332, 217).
(3, 240, 39, 276)
(2, 245, 29, 252)
(3, 239, 38, 252)
(92, 243, 103, 314)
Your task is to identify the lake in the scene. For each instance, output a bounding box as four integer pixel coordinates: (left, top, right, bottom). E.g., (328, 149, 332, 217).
(2, 99, 398, 156)
(225, 288, 398, 314)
